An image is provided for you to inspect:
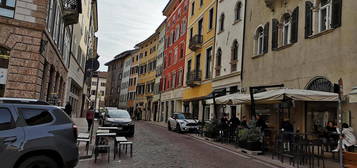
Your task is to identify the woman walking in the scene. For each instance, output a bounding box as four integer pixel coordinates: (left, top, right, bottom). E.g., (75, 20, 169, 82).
(86, 107, 95, 132)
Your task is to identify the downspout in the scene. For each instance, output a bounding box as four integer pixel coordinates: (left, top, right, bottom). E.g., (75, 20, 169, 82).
(212, 0, 219, 121)
(240, 0, 248, 120)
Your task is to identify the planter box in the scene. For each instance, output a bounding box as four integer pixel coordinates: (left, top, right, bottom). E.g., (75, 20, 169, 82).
(238, 141, 262, 151)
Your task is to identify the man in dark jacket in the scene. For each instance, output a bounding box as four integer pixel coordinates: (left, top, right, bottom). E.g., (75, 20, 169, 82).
(64, 102, 72, 117)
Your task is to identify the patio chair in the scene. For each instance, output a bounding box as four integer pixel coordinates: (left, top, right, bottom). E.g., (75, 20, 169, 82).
(94, 136, 111, 163)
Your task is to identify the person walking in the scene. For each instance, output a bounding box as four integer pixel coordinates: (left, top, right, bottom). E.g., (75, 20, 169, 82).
(229, 115, 240, 136)
(64, 102, 72, 117)
(86, 107, 95, 132)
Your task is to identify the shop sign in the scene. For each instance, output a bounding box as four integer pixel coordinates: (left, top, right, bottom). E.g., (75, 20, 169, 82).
(0, 68, 8, 85)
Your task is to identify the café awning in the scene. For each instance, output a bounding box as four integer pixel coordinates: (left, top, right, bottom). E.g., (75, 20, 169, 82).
(349, 87, 357, 103)
(206, 88, 338, 105)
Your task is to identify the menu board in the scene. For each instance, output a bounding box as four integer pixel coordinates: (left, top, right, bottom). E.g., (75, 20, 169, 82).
(0, 68, 8, 85)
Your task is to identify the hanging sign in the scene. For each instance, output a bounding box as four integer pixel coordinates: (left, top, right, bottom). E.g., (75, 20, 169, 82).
(0, 68, 8, 85)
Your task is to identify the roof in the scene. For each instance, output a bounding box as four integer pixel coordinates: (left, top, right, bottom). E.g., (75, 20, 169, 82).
(163, 0, 180, 16)
(105, 49, 138, 66)
(135, 31, 159, 48)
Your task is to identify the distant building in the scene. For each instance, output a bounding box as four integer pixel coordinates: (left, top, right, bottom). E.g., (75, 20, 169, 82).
(90, 72, 107, 110)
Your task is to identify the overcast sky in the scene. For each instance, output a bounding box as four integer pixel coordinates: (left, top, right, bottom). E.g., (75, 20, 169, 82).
(96, 0, 169, 71)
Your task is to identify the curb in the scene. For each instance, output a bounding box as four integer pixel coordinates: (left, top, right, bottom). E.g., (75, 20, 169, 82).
(146, 121, 292, 168)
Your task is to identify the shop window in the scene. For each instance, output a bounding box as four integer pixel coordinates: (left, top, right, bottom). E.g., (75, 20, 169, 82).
(0, 0, 16, 18)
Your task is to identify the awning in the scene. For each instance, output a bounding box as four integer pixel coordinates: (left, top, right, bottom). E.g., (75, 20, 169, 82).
(349, 87, 357, 103)
(206, 93, 250, 105)
(206, 88, 338, 105)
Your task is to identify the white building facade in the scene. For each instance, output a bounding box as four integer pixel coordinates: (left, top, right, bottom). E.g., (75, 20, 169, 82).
(212, 0, 246, 119)
(90, 72, 107, 110)
(119, 56, 132, 109)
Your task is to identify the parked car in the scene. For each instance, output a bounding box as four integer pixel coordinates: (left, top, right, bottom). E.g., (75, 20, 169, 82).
(168, 113, 200, 133)
(102, 108, 135, 137)
(0, 98, 79, 168)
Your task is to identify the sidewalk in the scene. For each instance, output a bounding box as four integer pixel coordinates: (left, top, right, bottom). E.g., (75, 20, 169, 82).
(147, 121, 339, 168)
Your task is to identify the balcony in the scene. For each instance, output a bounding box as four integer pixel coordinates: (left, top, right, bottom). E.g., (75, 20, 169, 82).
(62, 0, 82, 26)
(186, 70, 201, 87)
(189, 35, 203, 51)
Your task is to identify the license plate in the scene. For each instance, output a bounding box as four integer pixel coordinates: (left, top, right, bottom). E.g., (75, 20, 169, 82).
(117, 127, 123, 130)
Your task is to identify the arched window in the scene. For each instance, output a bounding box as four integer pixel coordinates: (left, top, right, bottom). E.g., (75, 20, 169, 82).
(219, 13, 225, 32)
(255, 26, 264, 55)
(215, 48, 222, 77)
(235, 2, 242, 21)
(231, 40, 238, 72)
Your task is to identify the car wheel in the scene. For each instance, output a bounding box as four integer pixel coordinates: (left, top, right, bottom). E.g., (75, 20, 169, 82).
(168, 122, 172, 131)
(18, 155, 59, 168)
(176, 124, 182, 133)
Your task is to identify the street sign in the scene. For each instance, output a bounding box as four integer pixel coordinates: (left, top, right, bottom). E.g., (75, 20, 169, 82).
(0, 68, 8, 85)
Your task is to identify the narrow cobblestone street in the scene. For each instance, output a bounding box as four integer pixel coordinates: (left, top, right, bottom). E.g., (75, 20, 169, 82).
(77, 121, 276, 168)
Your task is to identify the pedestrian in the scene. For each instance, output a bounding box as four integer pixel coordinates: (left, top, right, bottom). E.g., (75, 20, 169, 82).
(64, 102, 72, 117)
(229, 114, 240, 135)
(240, 115, 248, 129)
(220, 113, 229, 137)
(333, 123, 356, 152)
(281, 119, 294, 133)
(86, 106, 95, 132)
(255, 115, 267, 132)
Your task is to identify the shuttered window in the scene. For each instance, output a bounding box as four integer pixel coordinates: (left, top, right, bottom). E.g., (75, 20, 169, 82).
(331, 0, 342, 28)
(263, 22, 269, 54)
(291, 7, 299, 43)
(305, 1, 313, 38)
(272, 19, 279, 50)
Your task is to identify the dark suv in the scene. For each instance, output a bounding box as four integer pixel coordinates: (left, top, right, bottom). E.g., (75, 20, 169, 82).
(0, 99, 79, 168)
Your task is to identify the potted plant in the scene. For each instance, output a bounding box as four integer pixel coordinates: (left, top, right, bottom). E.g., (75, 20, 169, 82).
(204, 119, 220, 138)
(237, 121, 262, 151)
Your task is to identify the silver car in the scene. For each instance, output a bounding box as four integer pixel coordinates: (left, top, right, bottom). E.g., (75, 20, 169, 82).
(0, 99, 79, 168)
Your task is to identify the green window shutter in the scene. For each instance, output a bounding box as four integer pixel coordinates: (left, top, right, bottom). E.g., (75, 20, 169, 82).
(331, 0, 342, 28)
(291, 7, 299, 43)
(305, 1, 313, 38)
(272, 19, 279, 50)
(263, 22, 269, 54)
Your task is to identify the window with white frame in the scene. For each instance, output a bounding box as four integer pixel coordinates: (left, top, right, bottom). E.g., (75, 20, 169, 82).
(282, 14, 291, 46)
(0, 0, 16, 18)
(255, 27, 264, 55)
(319, 0, 332, 32)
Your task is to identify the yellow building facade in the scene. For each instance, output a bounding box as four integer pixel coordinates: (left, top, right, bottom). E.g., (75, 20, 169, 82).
(183, 0, 216, 120)
(135, 32, 159, 120)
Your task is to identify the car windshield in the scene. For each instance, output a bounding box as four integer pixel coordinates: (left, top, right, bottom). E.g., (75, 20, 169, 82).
(177, 113, 192, 119)
(107, 110, 130, 118)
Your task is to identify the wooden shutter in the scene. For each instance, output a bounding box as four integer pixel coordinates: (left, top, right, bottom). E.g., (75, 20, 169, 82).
(272, 19, 279, 50)
(291, 7, 299, 43)
(305, 1, 313, 38)
(263, 22, 269, 54)
(331, 0, 342, 28)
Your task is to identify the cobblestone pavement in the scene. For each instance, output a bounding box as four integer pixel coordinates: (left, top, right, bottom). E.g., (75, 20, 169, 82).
(77, 121, 277, 168)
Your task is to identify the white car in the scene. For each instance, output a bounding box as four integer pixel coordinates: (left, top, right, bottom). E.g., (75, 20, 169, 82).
(168, 113, 200, 132)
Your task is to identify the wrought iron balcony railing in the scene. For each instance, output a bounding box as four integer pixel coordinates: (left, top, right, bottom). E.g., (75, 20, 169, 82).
(189, 35, 203, 51)
(63, 0, 82, 26)
(186, 70, 201, 87)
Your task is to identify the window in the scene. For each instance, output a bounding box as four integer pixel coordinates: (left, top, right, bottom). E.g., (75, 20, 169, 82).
(101, 82, 106, 87)
(191, 2, 195, 16)
(91, 90, 96, 95)
(219, 13, 225, 32)
(231, 40, 238, 72)
(200, 0, 203, 6)
(215, 48, 222, 77)
(272, 8, 299, 49)
(305, 0, 341, 38)
(282, 14, 291, 46)
(47, 0, 56, 32)
(172, 72, 176, 88)
(255, 27, 264, 55)
(180, 44, 184, 58)
(0, 108, 14, 131)
(235, 2, 242, 21)
(190, 27, 193, 40)
(205, 47, 212, 79)
(19, 108, 53, 126)
(0, 0, 16, 18)
(181, 21, 187, 36)
(209, 8, 214, 30)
